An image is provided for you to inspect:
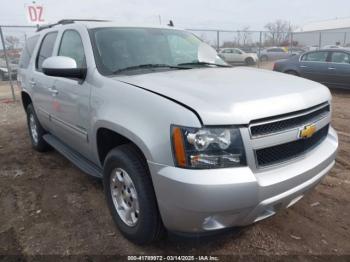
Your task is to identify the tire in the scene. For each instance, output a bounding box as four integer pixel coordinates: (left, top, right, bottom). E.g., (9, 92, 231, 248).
(260, 55, 268, 62)
(103, 144, 165, 244)
(26, 104, 50, 152)
(285, 70, 299, 76)
(245, 57, 255, 66)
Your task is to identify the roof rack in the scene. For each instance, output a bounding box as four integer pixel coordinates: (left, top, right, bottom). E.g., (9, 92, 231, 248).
(36, 19, 110, 32)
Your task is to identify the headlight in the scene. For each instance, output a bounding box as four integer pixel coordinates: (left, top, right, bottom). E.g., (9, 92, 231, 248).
(171, 126, 246, 169)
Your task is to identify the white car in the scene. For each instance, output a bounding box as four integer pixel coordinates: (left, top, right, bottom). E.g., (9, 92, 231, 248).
(219, 48, 258, 65)
(19, 20, 338, 244)
(322, 45, 343, 49)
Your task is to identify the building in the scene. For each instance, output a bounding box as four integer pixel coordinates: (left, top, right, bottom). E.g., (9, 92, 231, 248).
(293, 18, 350, 48)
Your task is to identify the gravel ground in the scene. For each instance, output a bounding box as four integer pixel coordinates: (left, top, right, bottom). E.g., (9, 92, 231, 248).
(0, 80, 349, 259)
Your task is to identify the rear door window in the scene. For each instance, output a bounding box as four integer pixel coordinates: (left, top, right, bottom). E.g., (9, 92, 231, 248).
(36, 32, 58, 71)
(19, 35, 40, 69)
(232, 49, 242, 54)
(330, 52, 350, 64)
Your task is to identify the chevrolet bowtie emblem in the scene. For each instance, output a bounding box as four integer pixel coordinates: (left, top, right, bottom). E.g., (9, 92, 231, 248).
(299, 124, 317, 139)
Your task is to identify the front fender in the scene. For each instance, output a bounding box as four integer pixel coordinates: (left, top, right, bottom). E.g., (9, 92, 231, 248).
(89, 76, 202, 167)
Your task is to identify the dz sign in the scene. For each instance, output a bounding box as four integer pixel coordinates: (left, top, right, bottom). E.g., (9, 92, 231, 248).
(26, 4, 45, 24)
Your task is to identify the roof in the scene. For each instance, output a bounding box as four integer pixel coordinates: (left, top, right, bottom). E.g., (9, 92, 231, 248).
(37, 19, 179, 32)
(300, 17, 350, 32)
(84, 22, 175, 30)
(309, 48, 350, 53)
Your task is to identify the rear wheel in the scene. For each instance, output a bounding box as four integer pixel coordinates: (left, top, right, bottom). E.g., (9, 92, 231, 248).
(103, 144, 165, 244)
(26, 104, 50, 152)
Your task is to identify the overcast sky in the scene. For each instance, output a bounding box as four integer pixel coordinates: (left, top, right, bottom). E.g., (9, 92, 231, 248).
(1, 0, 350, 30)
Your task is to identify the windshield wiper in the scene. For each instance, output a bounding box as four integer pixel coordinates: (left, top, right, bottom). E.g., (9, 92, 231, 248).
(112, 64, 190, 74)
(177, 61, 231, 67)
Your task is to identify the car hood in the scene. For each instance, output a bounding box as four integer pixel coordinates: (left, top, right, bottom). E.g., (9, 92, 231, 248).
(114, 67, 331, 125)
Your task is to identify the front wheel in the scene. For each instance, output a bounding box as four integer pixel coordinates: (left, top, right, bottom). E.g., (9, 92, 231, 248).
(103, 144, 165, 244)
(245, 57, 255, 65)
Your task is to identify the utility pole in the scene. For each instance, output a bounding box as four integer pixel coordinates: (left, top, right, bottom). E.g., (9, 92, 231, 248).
(216, 30, 220, 51)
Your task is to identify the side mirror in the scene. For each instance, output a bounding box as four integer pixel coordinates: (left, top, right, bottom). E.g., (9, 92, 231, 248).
(42, 56, 87, 79)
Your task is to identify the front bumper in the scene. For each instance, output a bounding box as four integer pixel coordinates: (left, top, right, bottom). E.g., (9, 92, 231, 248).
(148, 127, 338, 233)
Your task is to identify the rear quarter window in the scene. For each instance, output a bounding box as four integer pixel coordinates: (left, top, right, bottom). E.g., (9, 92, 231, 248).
(19, 35, 40, 69)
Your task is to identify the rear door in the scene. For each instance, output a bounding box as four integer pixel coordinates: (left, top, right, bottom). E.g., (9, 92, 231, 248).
(18, 35, 40, 97)
(327, 51, 350, 89)
(30, 31, 59, 130)
(49, 28, 91, 158)
(299, 51, 330, 84)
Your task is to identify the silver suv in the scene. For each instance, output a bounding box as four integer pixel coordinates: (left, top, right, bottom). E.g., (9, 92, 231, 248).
(18, 20, 338, 244)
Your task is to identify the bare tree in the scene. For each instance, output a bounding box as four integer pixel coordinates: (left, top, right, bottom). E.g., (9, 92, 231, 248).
(5, 36, 20, 50)
(233, 31, 241, 46)
(241, 26, 251, 46)
(264, 20, 296, 46)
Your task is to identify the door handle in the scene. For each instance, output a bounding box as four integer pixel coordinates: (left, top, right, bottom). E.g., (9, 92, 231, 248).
(48, 86, 58, 96)
(29, 80, 36, 87)
(328, 67, 336, 70)
(300, 65, 307, 68)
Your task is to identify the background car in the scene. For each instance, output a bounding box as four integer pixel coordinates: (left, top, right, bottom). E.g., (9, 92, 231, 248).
(273, 49, 350, 89)
(0, 58, 18, 81)
(240, 46, 258, 53)
(322, 45, 343, 49)
(259, 47, 291, 61)
(218, 48, 258, 65)
(288, 47, 307, 55)
(307, 45, 320, 51)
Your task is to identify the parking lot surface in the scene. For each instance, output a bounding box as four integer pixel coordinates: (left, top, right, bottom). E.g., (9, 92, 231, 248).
(0, 81, 349, 257)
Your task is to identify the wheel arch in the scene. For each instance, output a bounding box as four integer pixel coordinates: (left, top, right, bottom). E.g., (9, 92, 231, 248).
(94, 121, 153, 167)
(21, 91, 32, 112)
(284, 69, 300, 76)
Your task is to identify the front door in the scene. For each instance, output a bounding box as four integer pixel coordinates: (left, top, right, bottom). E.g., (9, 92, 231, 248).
(49, 29, 91, 159)
(232, 49, 244, 62)
(299, 51, 330, 85)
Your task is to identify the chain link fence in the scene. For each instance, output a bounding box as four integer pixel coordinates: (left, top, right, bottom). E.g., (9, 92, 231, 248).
(188, 29, 350, 68)
(0, 25, 36, 101)
(0, 25, 349, 101)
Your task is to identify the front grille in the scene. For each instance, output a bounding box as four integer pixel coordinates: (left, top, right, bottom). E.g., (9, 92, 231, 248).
(250, 104, 330, 137)
(255, 125, 329, 167)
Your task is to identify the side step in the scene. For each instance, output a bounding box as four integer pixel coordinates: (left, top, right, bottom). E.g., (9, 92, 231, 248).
(43, 134, 103, 178)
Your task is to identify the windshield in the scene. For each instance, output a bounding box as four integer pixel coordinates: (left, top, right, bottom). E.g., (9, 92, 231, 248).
(90, 27, 227, 75)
